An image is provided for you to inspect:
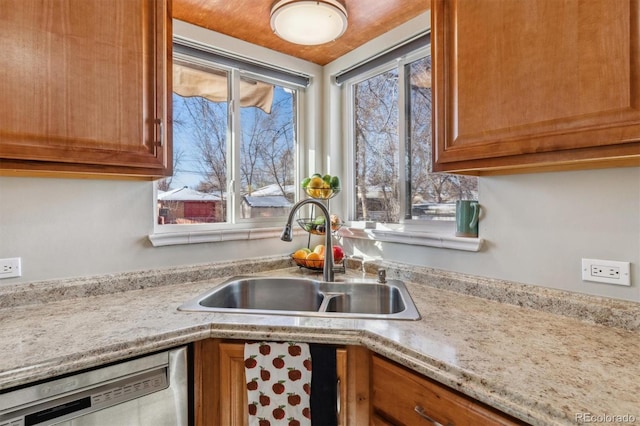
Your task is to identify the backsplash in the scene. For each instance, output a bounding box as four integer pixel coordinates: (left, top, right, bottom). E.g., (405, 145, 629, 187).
(2, 255, 638, 332)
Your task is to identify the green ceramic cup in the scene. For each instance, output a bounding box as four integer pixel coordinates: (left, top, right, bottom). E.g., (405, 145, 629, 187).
(455, 200, 480, 237)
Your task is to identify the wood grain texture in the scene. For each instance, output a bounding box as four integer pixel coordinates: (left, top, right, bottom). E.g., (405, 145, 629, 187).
(173, 0, 429, 65)
(371, 355, 524, 425)
(432, 0, 640, 174)
(345, 345, 371, 425)
(0, 0, 172, 177)
(195, 341, 359, 426)
(336, 347, 348, 426)
(219, 342, 250, 426)
(193, 339, 220, 426)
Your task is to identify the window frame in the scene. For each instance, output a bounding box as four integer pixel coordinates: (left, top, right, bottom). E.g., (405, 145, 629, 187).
(339, 43, 481, 250)
(344, 47, 433, 226)
(151, 44, 308, 241)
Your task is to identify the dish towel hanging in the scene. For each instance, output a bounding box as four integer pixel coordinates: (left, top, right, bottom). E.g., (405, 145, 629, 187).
(244, 342, 312, 426)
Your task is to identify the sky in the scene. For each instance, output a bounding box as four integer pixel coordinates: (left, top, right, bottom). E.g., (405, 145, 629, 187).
(169, 86, 293, 190)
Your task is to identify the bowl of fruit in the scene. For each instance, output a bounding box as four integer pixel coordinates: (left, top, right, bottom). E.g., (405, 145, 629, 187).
(301, 174, 340, 200)
(290, 244, 345, 270)
(296, 214, 343, 235)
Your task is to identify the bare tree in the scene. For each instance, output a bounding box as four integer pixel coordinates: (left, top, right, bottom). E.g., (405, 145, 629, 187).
(354, 54, 477, 222)
(355, 69, 400, 221)
(177, 96, 228, 199)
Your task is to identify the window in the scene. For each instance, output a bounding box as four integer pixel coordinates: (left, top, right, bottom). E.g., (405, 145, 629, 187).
(156, 43, 303, 229)
(347, 41, 477, 225)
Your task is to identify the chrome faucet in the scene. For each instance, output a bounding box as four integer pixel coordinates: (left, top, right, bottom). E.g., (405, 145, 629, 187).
(281, 199, 335, 282)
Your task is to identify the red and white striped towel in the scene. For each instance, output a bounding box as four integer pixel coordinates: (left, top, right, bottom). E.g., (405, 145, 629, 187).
(244, 342, 312, 426)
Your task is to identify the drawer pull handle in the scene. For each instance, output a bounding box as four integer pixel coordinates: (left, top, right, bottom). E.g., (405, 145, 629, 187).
(157, 119, 164, 147)
(336, 378, 341, 417)
(414, 405, 446, 426)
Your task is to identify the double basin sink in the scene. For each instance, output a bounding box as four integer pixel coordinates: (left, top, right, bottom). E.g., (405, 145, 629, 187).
(179, 276, 420, 320)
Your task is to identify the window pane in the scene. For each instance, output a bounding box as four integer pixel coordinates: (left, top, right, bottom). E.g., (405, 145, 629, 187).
(239, 78, 296, 219)
(157, 61, 299, 226)
(406, 56, 477, 221)
(354, 68, 400, 222)
(158, 63, 229, 225)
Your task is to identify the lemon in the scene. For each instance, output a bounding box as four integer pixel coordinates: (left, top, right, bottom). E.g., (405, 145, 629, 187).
(320, 182, 332, 198)
(309, 176, 324, 188)
(307, 176, 324, 198)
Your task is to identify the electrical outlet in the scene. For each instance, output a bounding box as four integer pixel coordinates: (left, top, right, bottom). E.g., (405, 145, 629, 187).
(0, 257, 22, 279)
(581, 258, 630, 286)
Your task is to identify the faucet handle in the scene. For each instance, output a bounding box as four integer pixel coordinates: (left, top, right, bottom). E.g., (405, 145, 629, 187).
(377, 268, 387, 283)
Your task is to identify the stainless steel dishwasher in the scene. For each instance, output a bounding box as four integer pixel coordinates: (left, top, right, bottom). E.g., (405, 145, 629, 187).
(0, 346, 189, 426)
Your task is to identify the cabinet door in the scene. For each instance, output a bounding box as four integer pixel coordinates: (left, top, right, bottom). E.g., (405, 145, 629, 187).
(0, 0, 172, 178)
(371, 355, 524, 425)
(195, 340, 353, 426)
(432, 0, 640, 174)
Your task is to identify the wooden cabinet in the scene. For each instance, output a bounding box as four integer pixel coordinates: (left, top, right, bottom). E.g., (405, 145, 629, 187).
(371, 355, 523, 426)
(0, 0, 172, 178)
(432, 0, 640, 174)
(193, 340, 363, 426)
(194, 340, 523, 426)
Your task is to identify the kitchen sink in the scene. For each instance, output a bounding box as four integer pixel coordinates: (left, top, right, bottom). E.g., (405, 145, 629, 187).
(196, 277, 323, 312)
(321, 284, 405, 315)
(178, 276, 420, 320)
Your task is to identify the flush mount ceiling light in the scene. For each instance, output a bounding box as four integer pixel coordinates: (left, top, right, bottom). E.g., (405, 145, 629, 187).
(270, 0, 348, 45)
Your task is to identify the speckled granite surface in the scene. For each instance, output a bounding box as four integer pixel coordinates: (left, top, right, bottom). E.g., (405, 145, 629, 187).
(0, 256, 638, 425)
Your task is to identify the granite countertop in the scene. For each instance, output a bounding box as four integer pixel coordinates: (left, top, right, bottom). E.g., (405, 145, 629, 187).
(0, 257, 638, 425)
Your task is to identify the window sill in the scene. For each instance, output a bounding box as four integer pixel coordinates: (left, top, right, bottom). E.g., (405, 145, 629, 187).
(148, 224, 482, 252)
(338, 226, 483, 252)
(148, 227, 305, 247)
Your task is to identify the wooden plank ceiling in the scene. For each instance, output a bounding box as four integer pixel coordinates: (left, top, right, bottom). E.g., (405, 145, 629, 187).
(173, 0, 429, 65)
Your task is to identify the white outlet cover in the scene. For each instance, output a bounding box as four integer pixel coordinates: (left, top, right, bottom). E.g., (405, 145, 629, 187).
(581, 258, 631, 286)
(0, 257, 21, 279)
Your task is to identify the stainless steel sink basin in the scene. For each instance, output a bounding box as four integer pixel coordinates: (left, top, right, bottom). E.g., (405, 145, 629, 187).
(321, 284, 405, 315)
(179, 276, 420, 320)
(196, 277, 323, 312)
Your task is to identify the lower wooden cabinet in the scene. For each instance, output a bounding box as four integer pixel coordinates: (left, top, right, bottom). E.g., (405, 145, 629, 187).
(193, 340, 523, 426)
(371, 355, 524, 426)
(193, 340, 366, 426)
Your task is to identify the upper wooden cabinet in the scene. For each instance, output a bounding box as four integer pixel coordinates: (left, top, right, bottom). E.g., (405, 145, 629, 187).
(432, 0, 640, 174)
(0, 0, 172, 178)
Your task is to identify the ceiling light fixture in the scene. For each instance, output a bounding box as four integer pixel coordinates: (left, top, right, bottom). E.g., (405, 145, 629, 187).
(270, 0, 348, 46)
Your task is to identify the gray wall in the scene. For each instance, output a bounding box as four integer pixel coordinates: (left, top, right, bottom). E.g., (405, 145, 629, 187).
(0, 176, 307, 281)
(1, 167, 637, 301)
(371, 167, 640, 302)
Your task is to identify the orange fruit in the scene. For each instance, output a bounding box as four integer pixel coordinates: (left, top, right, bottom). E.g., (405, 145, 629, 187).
(292, 249, 308, 260)
(305, 251, 323, 268)
(306, 252, 320, 260)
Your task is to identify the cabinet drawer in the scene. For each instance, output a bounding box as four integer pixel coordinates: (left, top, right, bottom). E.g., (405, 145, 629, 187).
(371, 356, 523, 426)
